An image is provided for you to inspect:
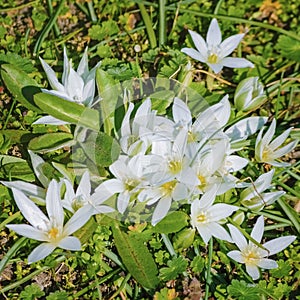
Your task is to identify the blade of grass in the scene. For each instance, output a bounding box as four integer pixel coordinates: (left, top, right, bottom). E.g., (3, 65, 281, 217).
(0, 211, 21, 232)
(33, 0, 66, 55)
(0, 256, 65, 294)
(159, 0, 167, 46)
(165, 6, 300, 42)
(0, 237, 26, 274)
(46, 0, 61, 38)
(87, 1, 97, 23)
(204, 237, 213, 300)
(137, 3, 157, 49)
(277, 198, 300, 234)
(0, 0, 38, 12)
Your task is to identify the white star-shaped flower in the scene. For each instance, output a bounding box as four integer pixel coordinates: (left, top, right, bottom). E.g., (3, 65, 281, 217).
(227, 216, 296, 280)
(255, 119, 298, 167)
(190, 187, 238, 244)
(182, 18, 254, 73)
(6, 180, 91, 263)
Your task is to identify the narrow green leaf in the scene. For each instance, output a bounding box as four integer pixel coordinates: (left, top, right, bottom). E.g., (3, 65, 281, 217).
(152, 211, 188, 234)
(34, 93, 100, 131)
(1, 64, 42, 113)
(28, 132, 75, 152)
(0, 159, 35, 182)
(0, 237, 26, 275)
(96, 69, 120, 134)
(112, 223, 159, 290)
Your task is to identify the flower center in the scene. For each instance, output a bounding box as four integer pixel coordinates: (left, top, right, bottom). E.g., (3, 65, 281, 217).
(207, 53, 219, 64)
(124, 178, 139, 192)
(197, 175, 207, 190)
(168, 160, 182, 175)
(72, 195, 86, 211)
(187, 130, 196, 143)
(48, 227, 59, 240)
(196, 211, 209, 223)
(161, 180, 177, 196)
(262, 146, 272, 161)
(243, 246, 260, 265)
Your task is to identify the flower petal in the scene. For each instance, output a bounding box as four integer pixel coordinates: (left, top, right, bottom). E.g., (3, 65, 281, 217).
(220, 34, 244, 57)
(64, 205, 94, 235)
(209, 204, 238, 221)
(76, 171, 91, 198)
(256, 258, 278, 269)
(39, 57, 65, 92)
(208, 222, 232, 242)
(221, 57, 254, 69)
(46, 180, 64, 228)
(246, 264, 260, 280)
(32, 115, 69, 125)
(151, 196, 172, 225)
(269, 128, 292, 150)
(173, 97, 192, 125)
(250, 215, 264, 244)
(28, 243, 56, 264)
(206, 18, 222, 47)
(1, 180, 46, 200)
(181, 48, 206, 63)
(263, 235, 296, 256)
(228, 224, 247, 251)
(195, 223, 212, 245)
(227, 250, 244, 263)
(58, 236, 81, 251)
(6, 224, 47, 241)
(11, 188, 49, 230)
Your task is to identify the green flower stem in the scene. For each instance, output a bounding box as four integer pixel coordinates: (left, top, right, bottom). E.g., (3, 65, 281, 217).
(87, 1, 97, 23)
(33, 0, 66, 55)
(0, 211, 21, 232)
(213, 0, 224, 15)
(204, 238, 213, 300)
(0, 0, 38, 12)
(108, 273, 131, 300)
(3, 96, 17, 130)
(165, 7, 300, 42)
(161, 233, 176, 256)
(206, 68, 214, 91)
(138, 3, 157, 49)
(72, 268, 121, 298)
(159, 0, 167, 46)
(256, 211, 292, 226)
(0, 256, 65, 294)
(103, 248, 125, 269)
(0, 237, 26, 275)
(273, 178, 300, 198)
(46, 0, 61, 38)
(277, 198, 300, 234)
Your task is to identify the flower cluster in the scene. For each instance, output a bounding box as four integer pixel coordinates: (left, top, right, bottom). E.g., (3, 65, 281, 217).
(3, 19, 298, 282)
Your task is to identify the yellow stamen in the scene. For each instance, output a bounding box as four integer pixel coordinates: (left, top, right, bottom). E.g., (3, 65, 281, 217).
(197, 212, 207, 223)
(207, 53, 218, 64)
(168, 160, 182, 174)
(161, 180, 177, 196)
(48, 227, 59, 240)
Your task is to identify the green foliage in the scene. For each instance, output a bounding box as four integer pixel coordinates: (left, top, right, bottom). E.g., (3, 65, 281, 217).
(112, 223, 159, 290)
(1, 64, 42, 113)
(19, 283, 45, 300)
(28, 132, 74, 152)
(275, 35, 300, 62)
(46, 291, 68, 300)
(227, 280, 260, 300)
(151, 211, 188, 234)
(270, 259, 292, 278)
(88, 20, 119, 41)
(159, 256, 188, 281)
(34, 93, 100, 131)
